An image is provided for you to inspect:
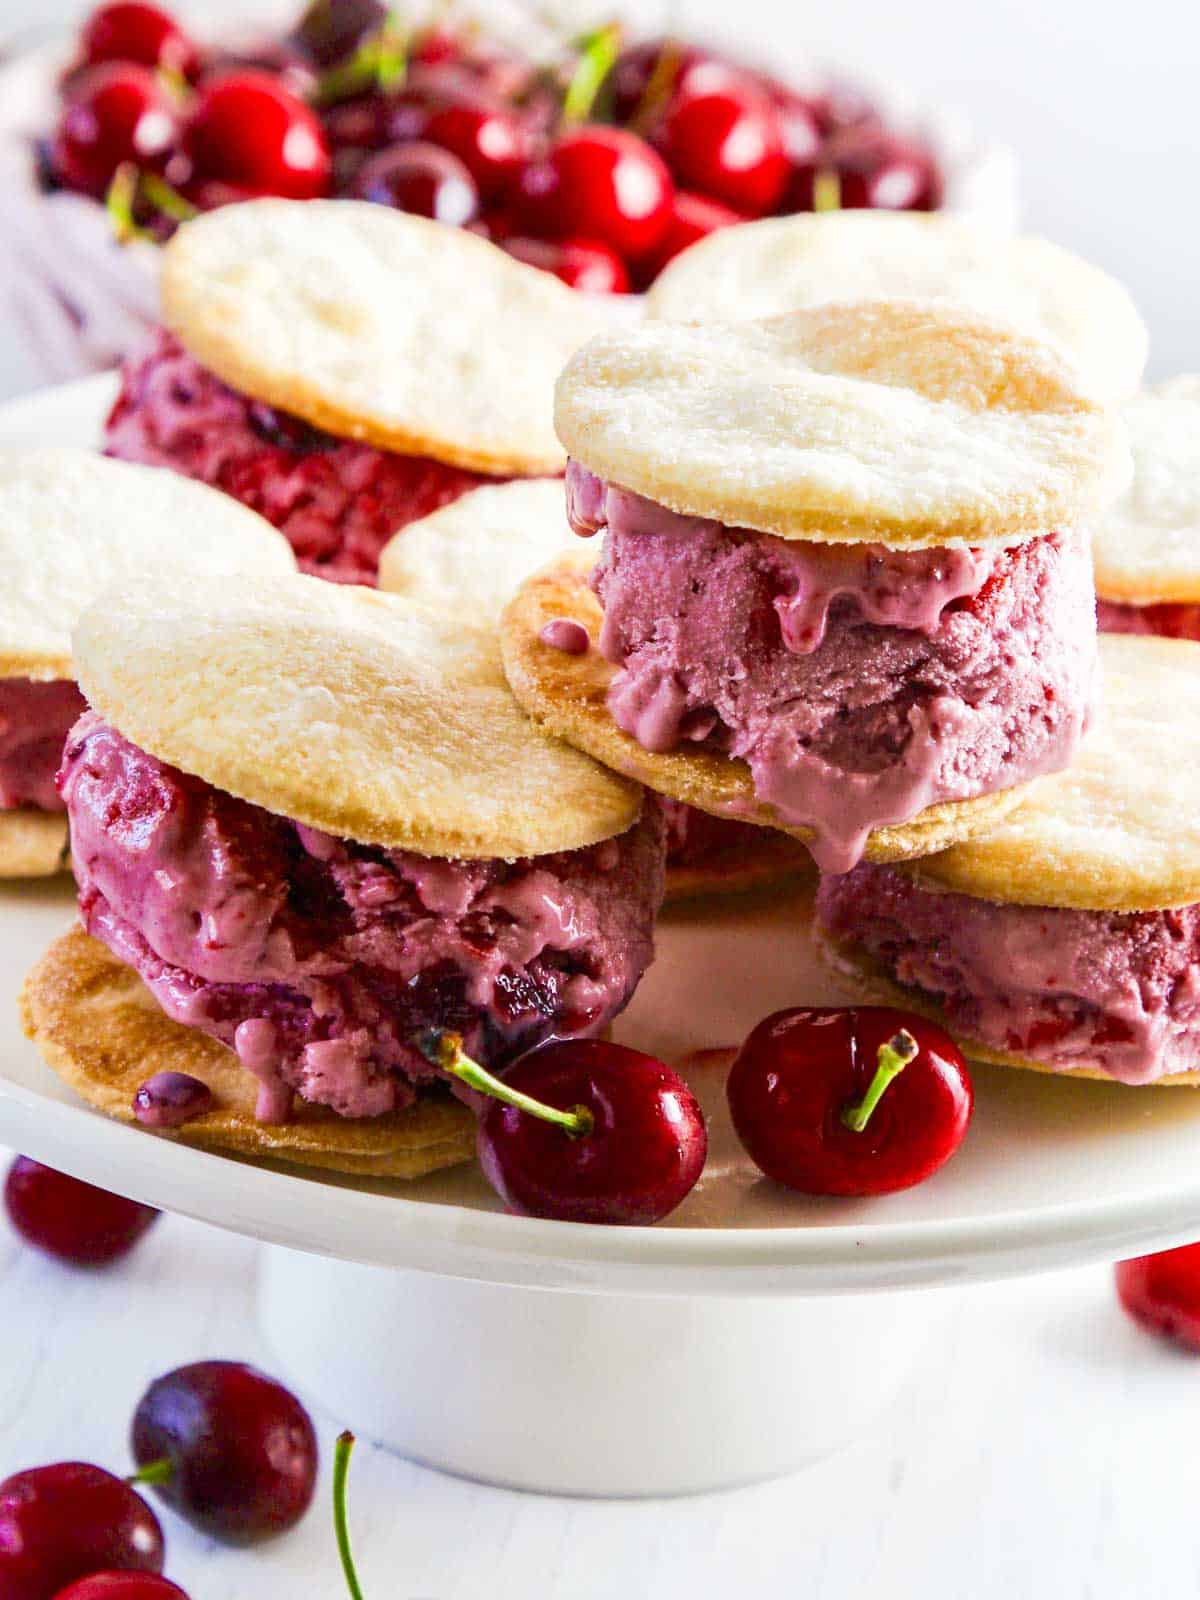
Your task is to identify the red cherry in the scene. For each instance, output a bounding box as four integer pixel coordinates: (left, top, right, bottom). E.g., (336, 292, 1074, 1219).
(53, 1577, 188, 1600)
(183, 72, 332, 200)
(0, 1464, 164, 1600)
(515, 127, 674, 262)
(131, 1361, 318, 1544)
(4, 1155, 159, 1266)
(634, 187, 742, 283)
(727, 1007, 972, 1196)
(350, 141, 479, 223)
(52, 63, 178, 198)
(418, 101, 527, 201)
(1115, 1244, 1200, 1350)
(789, 127, 941, 212)
(654, 64, 789, 216)
(502, 235, 630, 293)
(79, 2, 199, 80)
(463, 1037, 707, 1225)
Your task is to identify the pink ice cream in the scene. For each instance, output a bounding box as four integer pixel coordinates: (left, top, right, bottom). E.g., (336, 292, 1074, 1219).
(0, 677, 87, 811)
(568, 464, 1098, 874)
(104, 330, 498, 586)
(817, 863, 1200, 1084)
(1097, 598, 1200, 640)
(60, 713, 666, 1123)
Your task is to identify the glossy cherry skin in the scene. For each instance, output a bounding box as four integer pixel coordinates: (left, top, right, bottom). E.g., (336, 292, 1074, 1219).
(515, 127, 674, 262)
(183, 72, 332, 200)
(131, 1361, 318, 1544)
(789, 126, 941, 212)
(79, 2, 200, 80)
(418, 102, 526, 201)
(53, 1577, 188, 1600)
(634, 187, 742, 284)
(0, 1464, 164, 1600)
(4, 1156, 159, 1266)
(52, 63, 178, 197)
(1115, 1244, 1200, 1350)
(477, 1039, 707, 1225)
(350, 141, 479, 223)
(727, 1007, 973, 1197)
(654, 65, 788, 215)
(502, 235, 630, 293)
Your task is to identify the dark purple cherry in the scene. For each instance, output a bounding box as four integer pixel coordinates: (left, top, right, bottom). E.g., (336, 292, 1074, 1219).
(130, 1361, 318, 1544)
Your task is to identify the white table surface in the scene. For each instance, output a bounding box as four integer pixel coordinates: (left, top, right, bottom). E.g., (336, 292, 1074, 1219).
(1, 1199, 1192, 1598)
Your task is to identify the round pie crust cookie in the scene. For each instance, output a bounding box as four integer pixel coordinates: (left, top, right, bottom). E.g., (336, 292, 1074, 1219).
(647, 212, 1147, 405)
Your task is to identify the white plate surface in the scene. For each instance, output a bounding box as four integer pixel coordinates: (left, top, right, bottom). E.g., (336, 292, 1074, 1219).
(1, 377, 1198, 1297)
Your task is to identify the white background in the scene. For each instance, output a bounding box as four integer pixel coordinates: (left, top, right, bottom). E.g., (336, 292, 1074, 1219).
(1, 3, 1199, 1596)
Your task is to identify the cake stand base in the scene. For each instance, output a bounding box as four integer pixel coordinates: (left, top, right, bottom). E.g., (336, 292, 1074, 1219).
(258, 1247, 953, 1497)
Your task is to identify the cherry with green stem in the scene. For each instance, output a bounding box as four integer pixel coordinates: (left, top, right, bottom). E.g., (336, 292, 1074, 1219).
(422, 1031, 707, 1224)
(727, 1006, 972, 1197)
(130, 1360, 318, 1544)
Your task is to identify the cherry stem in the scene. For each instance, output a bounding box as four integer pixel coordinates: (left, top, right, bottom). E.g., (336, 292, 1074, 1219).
(333, 1431, 365, 1600)
(562, 23, 622, 124)
(813, 168, 842, 213)
(840, 1029, 919, 1134)
(629, 36, 685, 135)
(127, 1457, 173, 1488)
(420, 1031, 594, 1138)
(139, 169, 198, 222)
(105, 162, 152, 245)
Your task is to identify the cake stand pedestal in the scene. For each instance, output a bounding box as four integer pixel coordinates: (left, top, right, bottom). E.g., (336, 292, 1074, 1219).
(258, 1249, 948, 1496)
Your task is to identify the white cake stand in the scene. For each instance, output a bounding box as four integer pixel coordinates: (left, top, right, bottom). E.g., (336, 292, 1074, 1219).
(2, 381, 1199, 1496)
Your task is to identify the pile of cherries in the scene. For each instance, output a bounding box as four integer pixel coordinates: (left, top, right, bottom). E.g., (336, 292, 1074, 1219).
(45, 0, 943, 291)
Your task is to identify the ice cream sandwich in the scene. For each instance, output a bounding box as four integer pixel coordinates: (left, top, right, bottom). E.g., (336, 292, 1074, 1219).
(105, 199, 610, 585)
(1095, 377, 1200, 640)
(22, 574, 662, 1177)
(646, 212, 1147, 404)
(501, 300, 1127, 874)
(817, 635, 1200, 1086)
(0, 448, 293, 878)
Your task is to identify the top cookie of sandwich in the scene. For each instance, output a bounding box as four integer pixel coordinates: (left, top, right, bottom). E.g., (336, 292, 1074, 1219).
(162, 199, 612, 476)
(555, 300, 1128, 547)
(904, 634, 1200, 912)
(646, 213, 1147, 405)
(1094, 377, 1200, 605)
(378, 479, 576, 626)
(73, 572, 641, 860)
(0, 448, 294, 682)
